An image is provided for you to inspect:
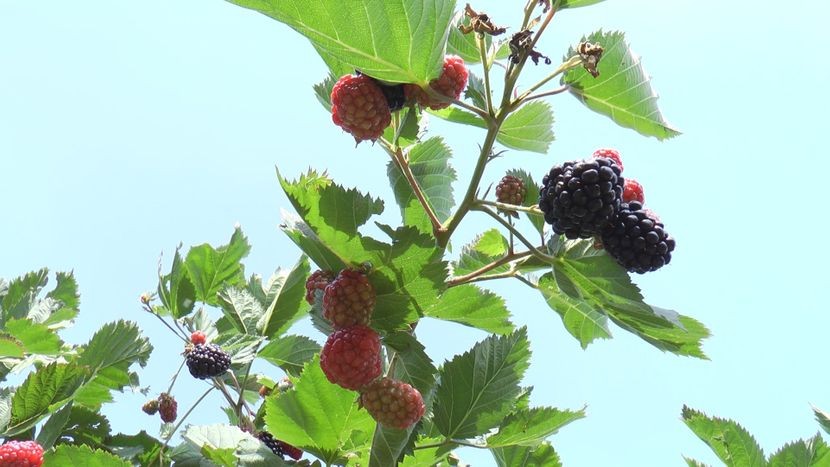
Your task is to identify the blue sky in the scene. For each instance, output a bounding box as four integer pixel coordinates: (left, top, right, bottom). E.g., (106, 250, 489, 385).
(1, 1, 828, 465)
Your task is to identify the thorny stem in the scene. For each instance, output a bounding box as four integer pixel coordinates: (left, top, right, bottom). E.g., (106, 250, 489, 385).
(476, 33, 494, 116)
(157, 387, 214, 466)
(447, 250, 532, 287)
(476, 199, 544, 216)
(380, 139, 444, 234)
(473, 204, 557, 263)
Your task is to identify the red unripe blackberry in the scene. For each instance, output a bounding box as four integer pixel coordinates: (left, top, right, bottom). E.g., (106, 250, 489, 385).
(141, 399, 159, 415)
(404, 56, 468, 110)
(495, 175, 526, 217)
(538, 157, 625, 239)
(190, 330, 207, 345)
(158, 393, 178, 423)
(601, 201, 675, 273)
(592, 148, 624, 172)
(256, 432, 303, 460)
(359, 377, 425, 430)
(330, 74, 391, 142)
(185, 343, 231, 379)
(305, 269, 335, 305)
(320, 325, 382, 390)
(0, 440, 44, 467)
(623, 178, 645, 204)
(322, 269, 375, 329)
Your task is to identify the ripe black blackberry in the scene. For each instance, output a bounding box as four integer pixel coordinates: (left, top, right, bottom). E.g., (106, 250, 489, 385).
(256, 432, 303, 460)
(185, 343, 231, 379)
(377, 82, 407, 111)
(600, 201, 675, 273)
(538, 158, 624, 239)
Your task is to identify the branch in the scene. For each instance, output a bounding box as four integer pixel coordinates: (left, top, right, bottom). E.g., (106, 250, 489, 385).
(477, 199, 544, 216)
(380, 140, 443, 234)
(477, 33, 494, 116)
(448, 250, 532, 287)
(524, 84, 570, 102)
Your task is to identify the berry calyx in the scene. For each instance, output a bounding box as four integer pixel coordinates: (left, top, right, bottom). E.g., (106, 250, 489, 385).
(256, 432, 303, 460)
(592, 148, 624, 172)
(538, 157, 625, 239)
(600, 201, 675, 274)
(623, 178, 645, 204)
(158, 393, 178, 423)
(495, 175, 526, 217)
(0, 440, 44, 467)
(185, 343, 231, 379)
(305, 269, 335, 305)
(320, 325, 382, 390)
(322, 269, 375, 329)
(190, 330, 207, 345)
(359, 377, 425, 430)
(404, 56, 468, 110)
(330, 74, 392, 143)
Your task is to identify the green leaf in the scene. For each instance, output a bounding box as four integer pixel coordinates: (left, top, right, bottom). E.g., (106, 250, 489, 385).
(499, 102, 555, 154)
(218, 286, 265, 336)
(423, 285, 514, 335)
(383, 107, 422, 149)
(41, 271, 80, 328)
(560, 0, 607, 8)
(505, 169, 545, 236)
(428, 107, 487, 129)
(213, 332, 263, 367)
(36, 401, 74, 449)
(433, 328, 531, 439)
(487, 406, 585, 448)
(387, 137, 457, 235)
(313, 72, 337, 111)
(77, 320, 152, 373)
(4, 363, 87, 436)
(0, 334, 25, 359)
(185, 227, 251, 306)
(258, 335, 321, 377)
(0, 388, 12, 431)
(255, 256, 312, 338)
(491, 442, 562, 467)
(3, 319, 63, 356)
(106, 430, 165, 467)
(175, 424, 284, 466)
(157, 246, 197, 318)
(682, 405, 766, 467)
(227, 0, 456, 85)
(43, 444, 130, 467)
(370, 333, 438, 467)
(58, 406, 112, 448)
(684, 458, 711, 467)
(563, 30, 680, 140)
(538, 272, 612, 348)
(1, 269, 48, 325)
(454, 229, 510, 276)
(814, 406, 830, 436)
(768, 435, 828, 467)
(264, 356, 375, 464)
(548, 252, 709, 357)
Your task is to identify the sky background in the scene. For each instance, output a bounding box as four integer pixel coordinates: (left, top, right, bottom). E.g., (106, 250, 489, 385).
(1, 1, 829, 466)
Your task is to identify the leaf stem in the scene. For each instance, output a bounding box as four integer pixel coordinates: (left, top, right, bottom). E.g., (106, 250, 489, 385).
(472, 204, 556, 263)
(414, 438, 487, 451)
(380, 140, 444, 235)
(164, 358, 186, 395)
(524, 84, 570, 101)
(513, 55, 582, 106)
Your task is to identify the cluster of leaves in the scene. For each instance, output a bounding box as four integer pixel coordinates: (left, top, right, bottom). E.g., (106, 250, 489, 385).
(0, 270, 153, 465)
(683, 406, 830, 467)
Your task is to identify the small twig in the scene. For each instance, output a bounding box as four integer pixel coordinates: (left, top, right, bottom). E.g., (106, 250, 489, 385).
(414, 438, 488, 451)
(164, 359, 187, 395)
(142, 303, 189, 343)
(448, 250, 532, 287)
(477, 199, 544, 216)
(380, 141, 444, 234)
(524, 84, 570, 101)
(476, 33, 494, 116)
(515, 274, 540, 289)
(513, 55, 582, 105)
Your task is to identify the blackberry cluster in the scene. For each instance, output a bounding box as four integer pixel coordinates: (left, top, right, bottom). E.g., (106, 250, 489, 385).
(539, 157, 624, 239)
(185, 343, 231, 379)
(601, 201, 675, 274)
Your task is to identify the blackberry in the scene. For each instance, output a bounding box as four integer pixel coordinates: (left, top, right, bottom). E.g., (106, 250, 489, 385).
(601, 201, 675, 274)
(322, 269, 375, 329)
(256, 432, 303, 460)
(185, 343, 231, 379)
(377, 82, 407, 111)
(538, 158, 624, 239)
(141, 398, 159, 415)
(158, 393, 177, 423)
(495, 175, 526, 217)
(305, 269, 335, 305)
(359, 377, 426, 430)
